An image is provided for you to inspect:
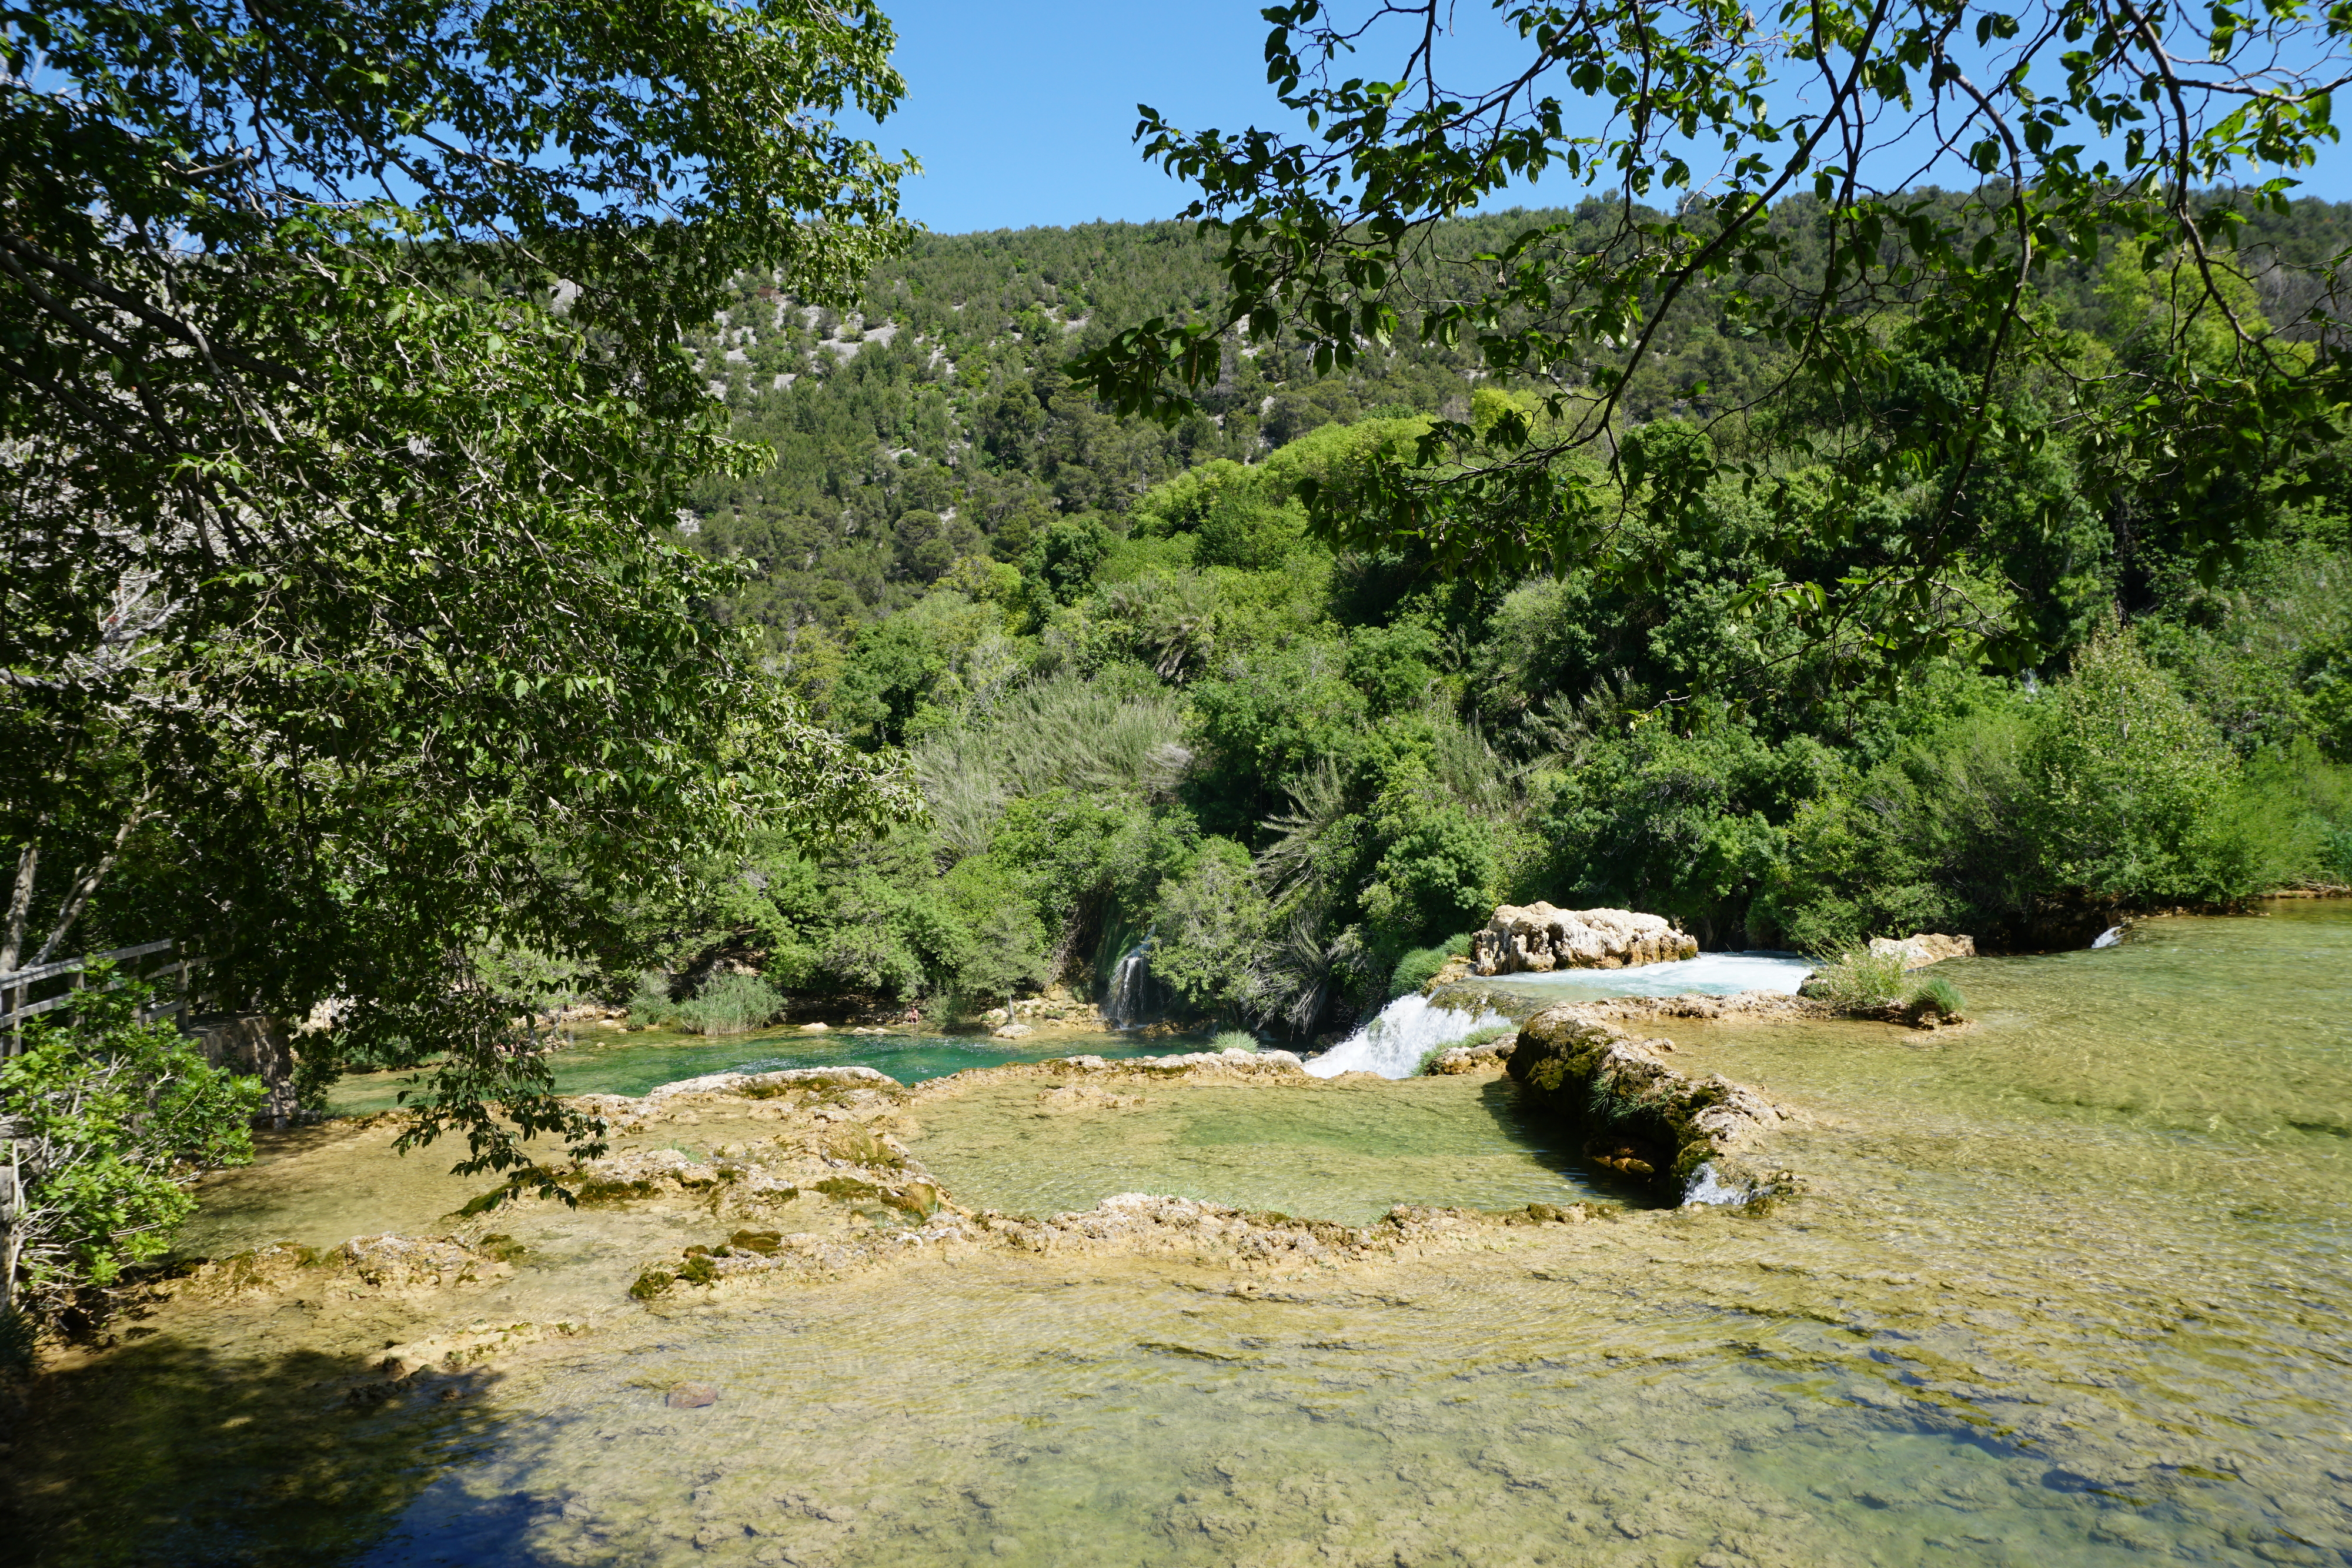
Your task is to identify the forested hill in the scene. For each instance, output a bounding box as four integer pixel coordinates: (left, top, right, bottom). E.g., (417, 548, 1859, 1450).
(681, 198, 2352, 638)
(634, 200, 2352, 1044)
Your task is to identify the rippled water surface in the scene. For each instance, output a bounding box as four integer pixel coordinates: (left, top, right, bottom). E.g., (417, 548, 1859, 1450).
(905, 1075, 1629, 1222)
(324, 1025, 1199, 1114)
(19, 903, 2352, 1567)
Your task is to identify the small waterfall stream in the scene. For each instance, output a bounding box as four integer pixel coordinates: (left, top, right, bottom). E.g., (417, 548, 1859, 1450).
(1303, 993, 1515, 1079)
(1101, 945, 1158, 1028)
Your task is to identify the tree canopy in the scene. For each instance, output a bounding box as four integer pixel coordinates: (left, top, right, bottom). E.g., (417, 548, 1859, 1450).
(1075, 0, 2351, 675)
(1, 0, 923, 1186)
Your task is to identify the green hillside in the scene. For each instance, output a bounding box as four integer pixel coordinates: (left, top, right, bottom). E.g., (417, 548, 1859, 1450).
(614, 203, 2352, 1041)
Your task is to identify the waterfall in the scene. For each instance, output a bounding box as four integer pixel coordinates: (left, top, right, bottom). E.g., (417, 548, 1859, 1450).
(1102, 945, 1158, 1028)
(1303, 994, 1515, 1080)
(2091, 925, 2123, 949)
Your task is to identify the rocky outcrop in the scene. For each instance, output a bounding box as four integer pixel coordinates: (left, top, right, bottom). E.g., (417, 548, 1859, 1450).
(186, 1012, 299, 1129)
(1556, 990, 1835, 1025)
(1505, 1004, 1795, 1202)
(1037, 1047, 1306, 1080)
(1471, 904, 1696, 975)
(1419, 954, 1478, 994)
(1425, 1035, 1516, 1074)
(169, 1232, 516, 1302)
(981, 995, 1105, 1031)
(1867, 932, 1976, 969)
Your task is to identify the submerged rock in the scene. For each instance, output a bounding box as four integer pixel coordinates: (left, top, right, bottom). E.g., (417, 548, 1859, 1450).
(1034, 1084, 1142, 1113)
(1471, 904, 1697, 975)
(1504, 1005, 1793, 1202)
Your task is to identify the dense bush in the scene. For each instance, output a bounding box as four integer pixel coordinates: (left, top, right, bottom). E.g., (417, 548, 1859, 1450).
(630, 971, 786, 1035)
(1, 978, 263, 1329)
(1387, 932, 1475, 999)
(1802, 949, 1909, 1011)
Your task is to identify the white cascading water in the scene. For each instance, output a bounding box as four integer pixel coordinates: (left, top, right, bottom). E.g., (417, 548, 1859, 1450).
(2091, 925, 2124, 949)
(1102, 947, 1155, 1028)
(1499, 950, 1813, 997)
(1681, 1162, 1751, 1206)
(1303, 994, 1516, 1079)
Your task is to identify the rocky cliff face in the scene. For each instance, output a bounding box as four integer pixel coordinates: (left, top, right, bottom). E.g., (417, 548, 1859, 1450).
(1471, 904, 1698, 975)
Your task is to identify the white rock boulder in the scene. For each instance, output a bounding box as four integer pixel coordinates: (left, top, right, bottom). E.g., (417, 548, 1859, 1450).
(1866, 933, 1976, 969)
(1471, 904, 1696, 975)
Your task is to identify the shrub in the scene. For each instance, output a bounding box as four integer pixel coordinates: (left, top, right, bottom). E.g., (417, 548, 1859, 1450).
(1387, 931, 1478, 999)
(2020, 633, 2254, 905)
(1210, 1029, 1260, 1053)
(1, 975, 263, 1324)
(1362, 808, 1495, 954)
(1905, 975, 1967, 1023)
(1151, 840, 1274, 1021)
(1802, 948, 1907, 1011)
(1387, 947, 1449, 999)
(667, 971, 784, 1036)
(626, 971, 682, 1029)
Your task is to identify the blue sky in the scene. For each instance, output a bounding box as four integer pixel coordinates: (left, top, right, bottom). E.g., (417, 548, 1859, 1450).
(861, 1, 2350, 236)
(857, 0, 1542, 232)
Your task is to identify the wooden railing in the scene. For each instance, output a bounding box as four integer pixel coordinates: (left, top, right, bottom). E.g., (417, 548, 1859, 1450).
(1, 939, 205, 1048)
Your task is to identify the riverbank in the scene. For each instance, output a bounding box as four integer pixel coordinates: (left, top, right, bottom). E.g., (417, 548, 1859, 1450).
(6, 901, 2350, 1566)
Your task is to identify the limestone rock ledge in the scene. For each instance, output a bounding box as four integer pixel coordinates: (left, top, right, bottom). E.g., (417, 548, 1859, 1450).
(627, 1192, 1602, 1302)
(1472, 904, 1698, 975)
(165, 1233, 517, 1303)
(1505, 1004, 1797, 1203)
(1867, 932, 1976, 969)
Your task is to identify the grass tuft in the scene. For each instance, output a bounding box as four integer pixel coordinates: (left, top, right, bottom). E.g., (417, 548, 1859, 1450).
(1905, 974, 1967, 1023)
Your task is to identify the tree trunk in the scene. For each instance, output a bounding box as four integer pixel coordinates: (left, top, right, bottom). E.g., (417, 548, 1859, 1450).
(0, 1123, 24, 1314)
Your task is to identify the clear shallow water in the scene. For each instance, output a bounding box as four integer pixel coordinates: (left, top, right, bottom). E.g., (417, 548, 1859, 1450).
(325, 1025, 1202, 1114)
(19, 903, 2352, 1566)
(904, 1075, 1631, 1222)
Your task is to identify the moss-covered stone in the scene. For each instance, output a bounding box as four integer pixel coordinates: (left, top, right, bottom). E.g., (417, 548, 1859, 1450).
(1504, 1006, 1790, 1201)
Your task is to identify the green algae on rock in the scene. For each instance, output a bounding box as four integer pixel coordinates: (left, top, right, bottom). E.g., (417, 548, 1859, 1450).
(1504, 1004, 1796, 1199)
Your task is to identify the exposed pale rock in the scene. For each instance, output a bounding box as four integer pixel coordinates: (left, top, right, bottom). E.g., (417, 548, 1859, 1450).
(340, 1234, 498, 1291)
(1419, 955, 1477, 994)
(376, 1320, 584, 1382)
(1867, 932, 1976, 969)
(1563, 990, 1835, 1024)
(799, 1021, 830, 1034)
(1001, 996, 1107, 1028)
(1471, 904, 1696, 975)
(624, 1064, 898, 1104)
(1426, 1035, 1515, 1074)
(992, 1022, 1035, 1039)
(1040, 1048, 1306, 1079)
